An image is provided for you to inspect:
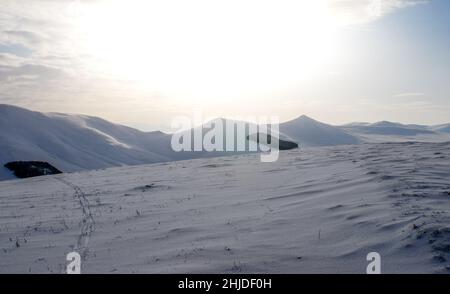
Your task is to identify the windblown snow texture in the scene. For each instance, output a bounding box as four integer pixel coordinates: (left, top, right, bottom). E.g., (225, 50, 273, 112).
(0, 142, 449, 273)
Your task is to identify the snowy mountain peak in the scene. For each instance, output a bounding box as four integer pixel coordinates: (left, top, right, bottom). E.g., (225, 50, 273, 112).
(298, 114, 313, 119)
(279, 115, 359, 147)
(290, 114, 316, 123)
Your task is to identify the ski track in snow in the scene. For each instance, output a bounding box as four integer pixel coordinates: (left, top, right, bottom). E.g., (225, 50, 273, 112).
(55, 178, 95, 261)
(0, 142, 449, 273)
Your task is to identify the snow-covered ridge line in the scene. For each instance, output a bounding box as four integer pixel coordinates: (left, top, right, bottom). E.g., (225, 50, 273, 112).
(1, 104, 449, 181)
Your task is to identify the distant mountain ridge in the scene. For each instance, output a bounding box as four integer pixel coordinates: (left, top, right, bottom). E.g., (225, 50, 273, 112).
(342, 120, 439, 136)
(1, 104, 449, 180)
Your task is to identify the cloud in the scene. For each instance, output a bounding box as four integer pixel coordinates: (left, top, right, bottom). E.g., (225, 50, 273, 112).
(329, 0, 429, 25)
(1, 30, 45, 47)
(0, 0, 431, 72)
(0, 64, 64, 82)
(393, 92, 426, 98)
(0, 53, 28, 67)
(0, 0, 436, 127)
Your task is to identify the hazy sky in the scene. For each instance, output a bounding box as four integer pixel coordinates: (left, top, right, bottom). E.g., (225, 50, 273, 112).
(0, 0, 449, 131)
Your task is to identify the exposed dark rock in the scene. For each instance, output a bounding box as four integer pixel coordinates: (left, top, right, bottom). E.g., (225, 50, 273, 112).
(4, 161, 62, 179)
(247, 133, 298, 150)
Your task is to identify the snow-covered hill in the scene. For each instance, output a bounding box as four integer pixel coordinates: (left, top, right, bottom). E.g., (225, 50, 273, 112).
(1, 142, 449, 273)
(279, 115, 360, 146)
(0, 104, 177, 180)
(0, 104, 233, 180)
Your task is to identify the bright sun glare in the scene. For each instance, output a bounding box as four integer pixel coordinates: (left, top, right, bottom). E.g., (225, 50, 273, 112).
(75, 0, 338, 103)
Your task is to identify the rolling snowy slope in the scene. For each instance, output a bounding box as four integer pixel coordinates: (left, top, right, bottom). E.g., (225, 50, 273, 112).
(1, 142, 449, 273)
